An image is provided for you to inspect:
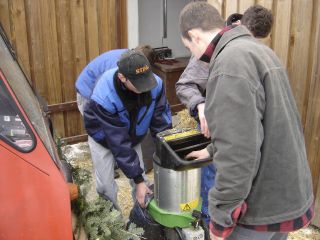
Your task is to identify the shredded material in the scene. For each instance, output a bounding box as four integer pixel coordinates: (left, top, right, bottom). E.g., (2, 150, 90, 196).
(174, 109, 198, 129)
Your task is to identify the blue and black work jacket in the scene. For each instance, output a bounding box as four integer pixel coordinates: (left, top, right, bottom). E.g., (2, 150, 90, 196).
(75, 49, 128, 99)
(84, 68, 172, 183)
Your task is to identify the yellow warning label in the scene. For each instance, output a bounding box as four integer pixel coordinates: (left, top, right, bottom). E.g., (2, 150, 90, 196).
(163, 129, 200, 142)
(180, 198, 199, 211)
(183, 204, 191, 211)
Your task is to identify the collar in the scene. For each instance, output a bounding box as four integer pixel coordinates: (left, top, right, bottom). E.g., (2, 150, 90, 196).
(113, 71, 152, 111)
(199, 25, 237, 63)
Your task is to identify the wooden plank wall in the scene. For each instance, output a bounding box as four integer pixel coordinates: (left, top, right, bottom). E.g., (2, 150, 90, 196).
(0, 0, 127, 138)
(208, 0, 320, 227)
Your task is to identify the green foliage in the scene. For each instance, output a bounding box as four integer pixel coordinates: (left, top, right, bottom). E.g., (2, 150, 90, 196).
(71, 167, 144, 240)
(55, 136, 66, 160)
(53, 136, 144, 240)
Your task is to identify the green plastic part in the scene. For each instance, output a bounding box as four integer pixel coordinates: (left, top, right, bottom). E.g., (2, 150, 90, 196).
(147, 199, 202, 228)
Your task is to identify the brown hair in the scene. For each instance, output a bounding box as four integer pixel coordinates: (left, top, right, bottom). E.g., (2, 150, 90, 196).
(241, 5, 273, 38)
(134, 45, 155, 65)
(179, 2, 224, 41)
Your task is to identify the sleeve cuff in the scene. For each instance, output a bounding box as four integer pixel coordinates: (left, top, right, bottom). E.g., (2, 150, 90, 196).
(189, 99, 205, 117)
(133, 175, 144, 184)
(209, 202, 247, 238)
(209, 221, 236, 238)
(206, 143, 214, 157)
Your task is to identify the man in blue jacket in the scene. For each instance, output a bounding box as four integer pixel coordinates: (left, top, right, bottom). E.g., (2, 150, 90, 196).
(83, 50, 172, 209)
(76, 45, 154, 178)
(76, 45, 154, 115)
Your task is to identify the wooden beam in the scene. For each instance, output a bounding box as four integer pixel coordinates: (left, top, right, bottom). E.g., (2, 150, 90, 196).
(84, 0, 99, 61)
(9, 0, 31, 79)
(47, 101, 78, 113)
(57, 102, 185, 143)
(62, 134, 88, 145)
(0, 0, 12, 40)
(171, 104, 185, 114)
(118, 0, 127, 48)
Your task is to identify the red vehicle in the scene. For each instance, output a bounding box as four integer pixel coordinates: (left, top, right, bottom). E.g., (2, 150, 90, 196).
(0, 25, 73, 239)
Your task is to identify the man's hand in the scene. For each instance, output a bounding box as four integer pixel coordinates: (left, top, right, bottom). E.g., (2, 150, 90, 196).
(197, 103, 210, 138)
(186, 147, 210, 160)
(136, 182, 152, 208)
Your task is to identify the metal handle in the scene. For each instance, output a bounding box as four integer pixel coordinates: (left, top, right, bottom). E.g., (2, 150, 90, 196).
(174, 156, 213, 171)
(163, 0, 167, 39)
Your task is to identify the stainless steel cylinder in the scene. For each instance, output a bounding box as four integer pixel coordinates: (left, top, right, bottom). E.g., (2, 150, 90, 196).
(153, 163, 201, 213)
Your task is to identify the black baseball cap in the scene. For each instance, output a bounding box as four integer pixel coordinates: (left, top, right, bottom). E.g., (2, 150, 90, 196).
(117, 50, 157, 93)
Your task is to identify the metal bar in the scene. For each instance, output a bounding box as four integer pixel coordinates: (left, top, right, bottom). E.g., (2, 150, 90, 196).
(163, 0, 167, 39)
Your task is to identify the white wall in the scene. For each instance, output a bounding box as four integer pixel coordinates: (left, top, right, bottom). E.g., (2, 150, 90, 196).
(127, 0, 139, 49)
(136, 0, 192, 58)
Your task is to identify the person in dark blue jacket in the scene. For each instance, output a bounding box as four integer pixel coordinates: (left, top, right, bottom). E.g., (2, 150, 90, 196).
(76, 45, 154, 114)
(76, 48, 127, 111)
(84, 50, 172, 209)
(75, 45, 154, 179)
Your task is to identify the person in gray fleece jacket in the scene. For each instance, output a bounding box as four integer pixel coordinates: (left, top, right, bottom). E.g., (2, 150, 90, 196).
(179, 2, 314, 240)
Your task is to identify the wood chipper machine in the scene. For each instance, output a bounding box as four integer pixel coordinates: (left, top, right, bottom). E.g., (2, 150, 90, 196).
(129, 129, 213, 240)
